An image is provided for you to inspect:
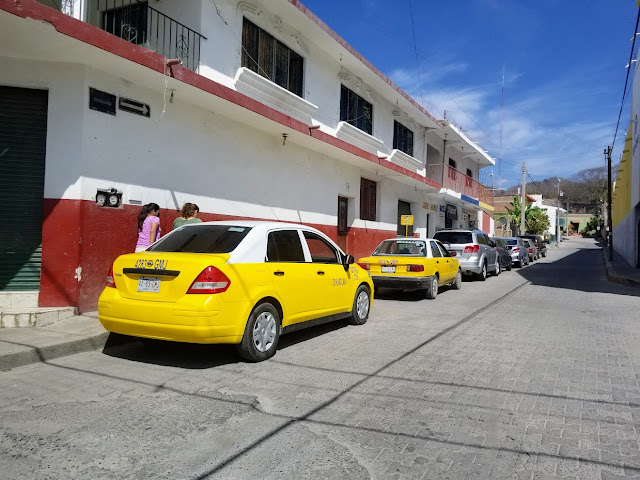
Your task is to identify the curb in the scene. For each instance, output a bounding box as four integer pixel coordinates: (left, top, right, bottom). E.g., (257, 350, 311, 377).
(601, 248, 640, 288)
(0, 331, 111, 371)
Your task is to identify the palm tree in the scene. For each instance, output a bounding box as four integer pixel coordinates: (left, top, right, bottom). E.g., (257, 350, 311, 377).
(504, 196, 532, 234)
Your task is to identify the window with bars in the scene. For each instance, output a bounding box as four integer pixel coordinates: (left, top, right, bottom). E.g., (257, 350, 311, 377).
(340, 85, 373, 135)
(241, 18, 304, 97)
(393, 121, 414, 156)
(360, 178, 377, 221)
(102, 1, 149, 45)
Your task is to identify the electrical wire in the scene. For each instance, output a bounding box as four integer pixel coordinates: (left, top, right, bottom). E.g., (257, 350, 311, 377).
(611, 7, 640, 153)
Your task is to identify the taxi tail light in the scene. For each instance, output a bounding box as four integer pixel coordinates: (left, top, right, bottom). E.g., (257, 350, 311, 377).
(407, 265, 424, 272)
(357, 262, 370, 271)
(464, 245, 480, 254)
(187, 266, 230, 294)
(106, 263, 116, 288)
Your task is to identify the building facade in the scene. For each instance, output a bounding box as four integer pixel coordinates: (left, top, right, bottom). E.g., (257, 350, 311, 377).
(0, 0, 495, 312)
(612, 41, 640, 268)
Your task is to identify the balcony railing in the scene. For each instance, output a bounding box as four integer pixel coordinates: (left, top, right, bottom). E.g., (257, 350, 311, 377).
(427, 164, 494, 207)
(96, 0, 206, 72)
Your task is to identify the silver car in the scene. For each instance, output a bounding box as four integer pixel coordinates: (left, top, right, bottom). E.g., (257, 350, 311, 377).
(499, 237, 529, 267)
(433, 229, 499, 281)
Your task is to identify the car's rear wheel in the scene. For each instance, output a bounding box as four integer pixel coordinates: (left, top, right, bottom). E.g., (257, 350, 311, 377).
(542, 251, 546, 258)
(452, 270, 462, 290)
(237, 302, 280, 362)
(425, 275, 438, 299)
(349, 285, 370, 325)
(493, 260, 501, 276)
(506, 261, 512, 271)
(475, 261, 487, 281)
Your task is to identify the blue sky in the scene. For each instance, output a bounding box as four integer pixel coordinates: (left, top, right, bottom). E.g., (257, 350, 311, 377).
(302, 0, 638, 189)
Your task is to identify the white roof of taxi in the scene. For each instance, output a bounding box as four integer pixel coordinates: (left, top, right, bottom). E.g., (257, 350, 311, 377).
(193, 220, 318, 231)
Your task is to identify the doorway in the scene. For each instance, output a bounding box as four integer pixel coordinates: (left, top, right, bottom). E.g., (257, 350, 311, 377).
(397, 200, 413, 236)
(0, 86, 48, 291)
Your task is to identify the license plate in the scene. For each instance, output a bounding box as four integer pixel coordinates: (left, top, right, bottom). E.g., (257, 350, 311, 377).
(381, 266, 396, 273)
(137, 276, 161, 293)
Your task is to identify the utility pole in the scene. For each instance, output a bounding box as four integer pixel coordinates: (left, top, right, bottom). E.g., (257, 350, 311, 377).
(605, 146, 613, 261)
(520, 162, 526, 235)
(556, 179, 561, 245)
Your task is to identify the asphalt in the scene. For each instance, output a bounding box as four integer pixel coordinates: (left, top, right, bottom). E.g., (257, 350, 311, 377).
(0, 237, 638, 373)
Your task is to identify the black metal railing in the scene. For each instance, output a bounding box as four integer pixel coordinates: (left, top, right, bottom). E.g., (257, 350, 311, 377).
(96, 0, 206, 72)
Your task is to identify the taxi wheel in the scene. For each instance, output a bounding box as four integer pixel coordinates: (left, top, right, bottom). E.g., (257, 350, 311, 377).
(425, 275, 438, 299)
(349, 285, 370, 325)
(452, 270, 462, 290)
(237, 303, 281, 362)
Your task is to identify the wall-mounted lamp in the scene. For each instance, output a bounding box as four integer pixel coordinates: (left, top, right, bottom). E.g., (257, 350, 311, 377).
(166, 58, 183, 77)
(96, 188, 122, 208)
(282, 133, 288, 146)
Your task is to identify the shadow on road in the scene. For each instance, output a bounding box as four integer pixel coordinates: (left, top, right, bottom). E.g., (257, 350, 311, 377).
(515, 239, 640, 297)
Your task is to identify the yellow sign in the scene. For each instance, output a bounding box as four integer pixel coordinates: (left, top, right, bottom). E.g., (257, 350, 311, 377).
(401, 215, 414, 226)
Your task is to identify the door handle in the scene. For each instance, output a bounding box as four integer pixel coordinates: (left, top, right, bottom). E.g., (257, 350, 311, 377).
(436, 261, 439, 264)
(273, 271, 285, 276)
(317, 271, 325, 275)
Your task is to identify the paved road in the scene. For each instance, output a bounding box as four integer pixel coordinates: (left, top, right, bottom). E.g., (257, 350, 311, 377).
(1, 237, 639, 480)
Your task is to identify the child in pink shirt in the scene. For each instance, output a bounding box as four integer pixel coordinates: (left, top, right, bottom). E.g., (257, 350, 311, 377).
(135, 203, 161, 252)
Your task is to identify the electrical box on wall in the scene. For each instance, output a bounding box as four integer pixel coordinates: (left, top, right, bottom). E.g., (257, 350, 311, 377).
(95, 188, 122, 208)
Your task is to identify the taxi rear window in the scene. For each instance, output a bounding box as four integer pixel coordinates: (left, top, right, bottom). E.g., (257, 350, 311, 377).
(373, 240, 426, 256)
(148, 225, 251, 253)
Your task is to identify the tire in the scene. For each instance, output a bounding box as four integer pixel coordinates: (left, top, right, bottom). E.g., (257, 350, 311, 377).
(542, 251, 547, 258)
(506, 261, 512, 271)
(425, 275, 438, 299)
(349, 285, 370, 325)
(237, 302, 281, 362)
(493, 260, 501, 277)
(452, 270, 462, 290)
(475, 261, 487, 281)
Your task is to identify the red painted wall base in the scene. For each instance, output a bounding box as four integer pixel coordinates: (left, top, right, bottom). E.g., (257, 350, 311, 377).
(39, 199, 395, 312)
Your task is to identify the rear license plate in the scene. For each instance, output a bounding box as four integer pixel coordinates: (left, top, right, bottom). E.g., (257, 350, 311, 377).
(137, 276, 161, 293)
(381, 266, 396, 273)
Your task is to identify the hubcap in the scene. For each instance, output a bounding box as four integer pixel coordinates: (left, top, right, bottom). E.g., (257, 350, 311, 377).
(456, 272, 461, 288)
(482, 264, 486, 278)
(252, 311, 276, 353)
(432, 277, 438, 294)
(356, 291, 369, 319)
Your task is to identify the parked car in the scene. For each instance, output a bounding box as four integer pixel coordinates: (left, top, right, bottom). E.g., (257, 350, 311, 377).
(518, 234, 547, 258)
(357, 238, 461, 299)
(498, 237, 529, 267)
(433, 229, 499, 281)
(521, 238, 535, 263)
(491, 237, 513, 272)
(98, 221, 373, 362)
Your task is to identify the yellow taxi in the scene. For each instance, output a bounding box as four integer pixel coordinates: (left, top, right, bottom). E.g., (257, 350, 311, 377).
(357, 238, 461, 299)
(99, 221, 373, 362)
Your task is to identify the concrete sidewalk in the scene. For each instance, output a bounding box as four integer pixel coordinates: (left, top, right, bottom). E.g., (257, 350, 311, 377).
(0, 313, 112, 371)
(600, 241, 640, 287)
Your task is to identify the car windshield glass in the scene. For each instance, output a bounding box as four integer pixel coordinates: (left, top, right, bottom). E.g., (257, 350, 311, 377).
(373, 240, 426, 256)
(148, 225, 252, 253)
(433, 232, 473, 244)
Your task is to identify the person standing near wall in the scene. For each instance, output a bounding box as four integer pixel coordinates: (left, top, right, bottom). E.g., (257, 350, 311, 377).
(135, 203, 161, 252)
(172, 203, 202, 230)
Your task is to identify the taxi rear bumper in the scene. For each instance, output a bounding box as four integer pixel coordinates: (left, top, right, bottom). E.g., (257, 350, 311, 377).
(371, 275, 432, 291)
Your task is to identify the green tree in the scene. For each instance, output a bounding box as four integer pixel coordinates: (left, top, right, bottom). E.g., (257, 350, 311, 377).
(504, 196, 550, 235)
(526, 207, 550, 235)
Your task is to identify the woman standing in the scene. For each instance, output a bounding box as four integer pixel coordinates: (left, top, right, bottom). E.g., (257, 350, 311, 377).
(135, 203, 161, 252)
(172, 202, 202, 230)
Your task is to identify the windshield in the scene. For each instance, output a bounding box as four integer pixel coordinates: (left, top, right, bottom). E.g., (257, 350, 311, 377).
(148, 225, 252, 253)
(433, 231, 473, 245)
(373, 239, 426, 256)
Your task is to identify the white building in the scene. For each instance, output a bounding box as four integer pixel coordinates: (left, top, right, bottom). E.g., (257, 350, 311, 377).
(530, 194, 565, 240)
(0, 0, 494, 311)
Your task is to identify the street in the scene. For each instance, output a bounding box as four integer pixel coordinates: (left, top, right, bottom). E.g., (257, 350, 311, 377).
(1, 237, 639, 479)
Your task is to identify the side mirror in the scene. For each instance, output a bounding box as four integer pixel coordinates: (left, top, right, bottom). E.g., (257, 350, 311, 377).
(342, 254, 354, 271)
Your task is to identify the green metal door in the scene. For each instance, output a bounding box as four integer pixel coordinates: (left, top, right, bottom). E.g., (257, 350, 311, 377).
(0, 86, 48, 291)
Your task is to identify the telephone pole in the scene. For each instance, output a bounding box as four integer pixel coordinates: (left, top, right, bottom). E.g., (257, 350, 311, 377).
(556, 179, 561, 245)
(605, 146, 613, 261)
(520, 162, 526, 235)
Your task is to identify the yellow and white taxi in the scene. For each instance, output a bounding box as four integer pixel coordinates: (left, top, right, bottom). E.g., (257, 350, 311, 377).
(98, 221, 373, 362)
(357, 238, 461, 299)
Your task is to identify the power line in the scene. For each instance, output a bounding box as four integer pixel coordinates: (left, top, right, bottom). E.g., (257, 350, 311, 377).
(611, 7, 640, 153)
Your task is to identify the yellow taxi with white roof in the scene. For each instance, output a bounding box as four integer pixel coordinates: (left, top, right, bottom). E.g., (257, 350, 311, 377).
(357, 238, 461, 299)
(98, 221, 373, 362)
